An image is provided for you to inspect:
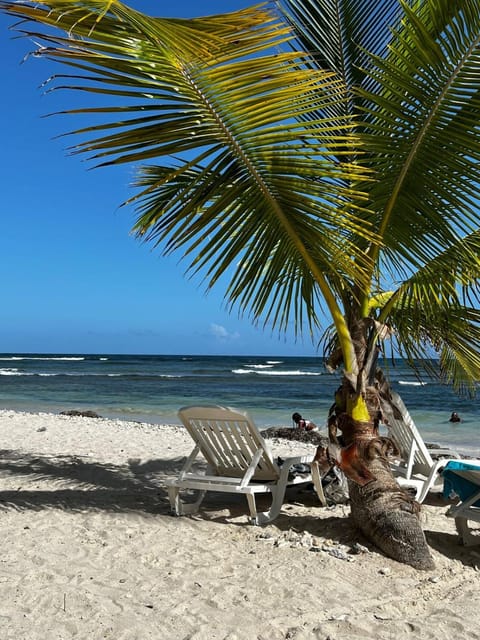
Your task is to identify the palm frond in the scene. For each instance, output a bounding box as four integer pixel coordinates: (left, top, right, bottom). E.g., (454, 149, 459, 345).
(379, 229, 480, 391)
(391, 304, 480, 395)
(4, 0, 480, 391)
(276, 0, 406, 113)
(357, 0, 480, 272)
(0, 0, 376, 334)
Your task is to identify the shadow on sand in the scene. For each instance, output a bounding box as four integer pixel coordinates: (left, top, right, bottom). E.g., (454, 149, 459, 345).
(0, 448, 186, 515)
(1, 448, 477, 567)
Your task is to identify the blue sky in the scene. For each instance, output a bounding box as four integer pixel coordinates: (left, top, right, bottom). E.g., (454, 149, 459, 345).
(1, 0, 320, 357)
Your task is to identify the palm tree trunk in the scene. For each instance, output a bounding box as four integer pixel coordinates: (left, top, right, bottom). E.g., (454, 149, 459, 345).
(328, 378, 435, 569)
(348, 452, 434, 570)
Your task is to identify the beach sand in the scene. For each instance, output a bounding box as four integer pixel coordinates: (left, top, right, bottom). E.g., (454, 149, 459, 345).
(0, 410, 479, 640)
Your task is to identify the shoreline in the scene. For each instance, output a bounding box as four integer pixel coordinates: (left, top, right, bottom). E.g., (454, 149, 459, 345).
(3, 401, 477, 457)
(1, 351, 478, 458)
(0, 409, 479, 639)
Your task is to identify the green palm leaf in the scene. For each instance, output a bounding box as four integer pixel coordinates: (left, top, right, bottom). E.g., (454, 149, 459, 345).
(278, 0, 406, 99)
(379, 229, 480, 390)
(3, 0, 480, 389)
(357, 0, 480, 271)
(1, 0, 375, 334)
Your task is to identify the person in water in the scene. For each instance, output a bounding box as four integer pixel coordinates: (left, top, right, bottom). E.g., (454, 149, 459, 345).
(449, 411, 461, 423)
(292, 412, 318, 431)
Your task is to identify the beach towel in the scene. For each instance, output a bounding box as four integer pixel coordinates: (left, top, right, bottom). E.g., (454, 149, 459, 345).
(442, 461, 480, 507)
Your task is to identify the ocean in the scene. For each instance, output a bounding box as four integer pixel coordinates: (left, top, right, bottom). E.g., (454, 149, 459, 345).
(0, 353, 478, 455)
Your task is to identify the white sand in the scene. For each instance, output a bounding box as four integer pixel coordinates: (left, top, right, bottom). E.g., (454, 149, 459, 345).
(0, 409, 479, 640)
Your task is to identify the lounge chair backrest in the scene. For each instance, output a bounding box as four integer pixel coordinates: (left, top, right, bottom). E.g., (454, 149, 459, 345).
(383, 391, 433, 477)
(178, 405, 280, 482)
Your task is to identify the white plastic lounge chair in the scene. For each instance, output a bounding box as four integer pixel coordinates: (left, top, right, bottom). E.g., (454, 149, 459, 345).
(443, 460, 480, 546)
(381, 391, 462, 503)
(166, 405, 326, 525)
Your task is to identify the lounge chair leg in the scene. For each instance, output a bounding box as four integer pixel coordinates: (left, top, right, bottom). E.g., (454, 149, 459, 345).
(246, 494, 259, 525)
(168, 486, 206, 516)
(311, 461, 327, 507)
(455, 517, 480, 547)
(246, 488, 286, 525)
(252, 488, 286, 525)
(254, 463, 296, 525)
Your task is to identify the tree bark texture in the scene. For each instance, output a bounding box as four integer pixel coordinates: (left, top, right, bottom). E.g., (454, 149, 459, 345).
(348, 452, 435, 570)
(326, 379, 435, 570)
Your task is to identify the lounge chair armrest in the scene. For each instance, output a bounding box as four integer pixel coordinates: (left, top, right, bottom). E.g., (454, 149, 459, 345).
(428, 449, 461, 459)
(282, 455, 312, 466)
(178, 444, 201, 480)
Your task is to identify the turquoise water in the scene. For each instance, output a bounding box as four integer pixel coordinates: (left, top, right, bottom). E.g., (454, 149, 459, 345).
(0, 353, 478, 455)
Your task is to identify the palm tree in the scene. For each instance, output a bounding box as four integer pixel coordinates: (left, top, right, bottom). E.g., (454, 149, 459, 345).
(2, 0, 480, 569)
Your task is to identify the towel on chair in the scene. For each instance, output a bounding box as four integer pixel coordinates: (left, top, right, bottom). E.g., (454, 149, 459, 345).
(442, 461, 480, 507)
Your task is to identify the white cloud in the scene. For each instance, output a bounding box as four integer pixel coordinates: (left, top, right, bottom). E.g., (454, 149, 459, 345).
(210, 323, 240, 342)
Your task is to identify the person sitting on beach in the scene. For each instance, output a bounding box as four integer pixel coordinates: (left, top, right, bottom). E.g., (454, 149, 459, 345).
(292, 412, 318, 431)
(449, 411, 461, 423)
